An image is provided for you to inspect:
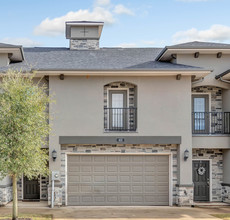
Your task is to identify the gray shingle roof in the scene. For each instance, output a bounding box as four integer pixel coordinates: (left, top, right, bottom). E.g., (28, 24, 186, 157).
(0, 43, 22, 48)
(126, 61, 202, 70)
(168, 41, 230, 49)
(0, 47, 204, 72)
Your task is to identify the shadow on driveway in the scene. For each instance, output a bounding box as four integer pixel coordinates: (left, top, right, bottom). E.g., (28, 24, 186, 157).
(1, 204, 230, 220)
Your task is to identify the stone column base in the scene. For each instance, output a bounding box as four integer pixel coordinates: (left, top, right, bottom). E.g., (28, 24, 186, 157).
(222, 183, 230, 203)
(48, 183, 63, 207)
(0, 185, 13, 206)
(176, 184, 194, 206)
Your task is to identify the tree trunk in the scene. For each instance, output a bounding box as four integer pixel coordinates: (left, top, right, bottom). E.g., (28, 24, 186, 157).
(12, 174, 18, 220)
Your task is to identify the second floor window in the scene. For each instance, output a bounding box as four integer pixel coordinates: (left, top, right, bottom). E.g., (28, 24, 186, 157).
(104, 82, 137, 132)
(193, 95, 209, 131)
(109, 90, 127, 129)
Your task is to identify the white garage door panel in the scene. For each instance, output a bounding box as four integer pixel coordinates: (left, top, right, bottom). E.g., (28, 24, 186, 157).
(67, 155, 169, 206)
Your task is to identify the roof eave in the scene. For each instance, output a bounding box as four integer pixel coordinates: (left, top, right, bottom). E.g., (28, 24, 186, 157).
(155, 47, 168, 61)
(157, 48, 230, 61)
(30, 69, 211, 78)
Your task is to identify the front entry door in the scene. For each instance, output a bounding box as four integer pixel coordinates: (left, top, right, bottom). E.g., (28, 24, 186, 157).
(193, 160, 210, 201)
(23, 176, 40, 200)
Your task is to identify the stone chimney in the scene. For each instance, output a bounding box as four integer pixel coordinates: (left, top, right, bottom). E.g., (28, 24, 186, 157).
(65, 21, 104, 50)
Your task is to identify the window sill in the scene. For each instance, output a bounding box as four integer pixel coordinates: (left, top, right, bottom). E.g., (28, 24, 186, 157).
(104, 130, 138, 133)
(192, 134, 230, 137)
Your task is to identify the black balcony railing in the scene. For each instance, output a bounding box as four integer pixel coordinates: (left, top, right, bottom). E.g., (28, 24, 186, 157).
(104, 107, 137, 131)
(192, 112, 230, 135)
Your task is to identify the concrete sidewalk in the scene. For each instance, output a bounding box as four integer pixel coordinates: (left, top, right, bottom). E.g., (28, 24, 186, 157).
(1, 203, 229, 220)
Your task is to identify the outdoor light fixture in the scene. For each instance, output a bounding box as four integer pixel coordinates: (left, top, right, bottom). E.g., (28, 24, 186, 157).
(59, 74, 65, 80)
(217, 52, 222, 58)
(171, 54, 176, 59)
(52, 150, 57, 161)
(184, 149, 189, 161)
(194, 52, 199, 58)
(176, 74, 181, 80)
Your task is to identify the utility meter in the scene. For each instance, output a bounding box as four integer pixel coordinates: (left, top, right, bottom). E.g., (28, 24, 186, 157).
(51, 171, 60, 181)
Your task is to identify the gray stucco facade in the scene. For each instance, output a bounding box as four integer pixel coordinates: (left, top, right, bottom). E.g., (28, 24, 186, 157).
(0, 21, 230, 207)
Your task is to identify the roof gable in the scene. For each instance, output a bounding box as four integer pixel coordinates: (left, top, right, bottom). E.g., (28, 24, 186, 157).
(168, 41, 230, 49)
(156, 41, 230, 61)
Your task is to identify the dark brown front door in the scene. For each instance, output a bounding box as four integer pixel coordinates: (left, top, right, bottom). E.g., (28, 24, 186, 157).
(193, 160, 210, 201)
(23, 176, 40, 200)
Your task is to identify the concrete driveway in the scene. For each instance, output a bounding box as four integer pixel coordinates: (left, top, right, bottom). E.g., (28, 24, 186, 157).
(1, 202, 230, 220)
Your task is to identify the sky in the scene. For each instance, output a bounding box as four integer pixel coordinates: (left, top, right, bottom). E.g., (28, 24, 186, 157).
(0, 0, 230, 48)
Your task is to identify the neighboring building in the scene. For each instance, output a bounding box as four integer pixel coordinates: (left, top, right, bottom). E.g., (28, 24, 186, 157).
(0, 21, 230, 206)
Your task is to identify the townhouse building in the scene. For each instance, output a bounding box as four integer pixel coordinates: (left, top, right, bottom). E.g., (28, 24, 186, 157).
(0, 21, 230, 206)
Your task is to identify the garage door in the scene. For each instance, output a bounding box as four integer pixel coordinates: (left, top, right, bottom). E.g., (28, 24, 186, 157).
(67, 155, 169, 206)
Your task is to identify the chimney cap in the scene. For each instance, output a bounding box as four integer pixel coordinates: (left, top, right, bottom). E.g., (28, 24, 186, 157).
(66, 21, 104, 25)
(65, 21, 104, 39)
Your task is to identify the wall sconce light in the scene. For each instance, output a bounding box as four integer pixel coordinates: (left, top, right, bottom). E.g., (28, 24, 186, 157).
(171, 54, 177, 59)
(176, 74, 181, 80)
(52, 150, 57, 161)
(184, 149, 189, 161)
(59, 74, 64, 80)
(217, 52, 222, 58)
(194, 52, 199, 58)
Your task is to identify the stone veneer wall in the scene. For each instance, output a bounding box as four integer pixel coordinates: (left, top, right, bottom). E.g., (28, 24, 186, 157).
(0, 185, 12, 206)
(59, 144, 178, 206)
(192, 149, 223, 201)
(40, 176, 49, 200)
(17, 178, 23, 200)
(222, 184, 230, 203)
(176, 186, 193, 206)
(70, 39, 99, 50)
(192, 86, 222, 112)
(48, 184, 62, 207)
(104, 82, 136, 108)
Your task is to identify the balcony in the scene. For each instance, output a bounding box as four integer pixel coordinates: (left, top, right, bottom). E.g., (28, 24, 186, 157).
(104, 107, 137, 132)
(192, 112, 230, 135)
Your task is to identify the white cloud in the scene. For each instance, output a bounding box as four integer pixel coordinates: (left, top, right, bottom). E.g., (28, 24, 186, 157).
(114, 4, 134, 16)
(34, 1, 135, 37)
(1, 37, 41, 47)
(34, 7, 115, 36)
(95, 0, 110, 6)
(172, 25, 230, 43)
(118, 42, 137, 48)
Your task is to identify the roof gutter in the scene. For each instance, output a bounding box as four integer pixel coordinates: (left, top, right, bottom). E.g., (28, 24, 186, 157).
(215, 69, 230, 80)
(192, 77, 204, 84)
(19, 46, 25, 61)
(155, 47, 168, 61)
(219, 77, 230, 84)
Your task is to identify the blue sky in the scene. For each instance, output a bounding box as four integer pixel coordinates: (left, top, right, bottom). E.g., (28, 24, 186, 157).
(0, 0, 230, 48)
